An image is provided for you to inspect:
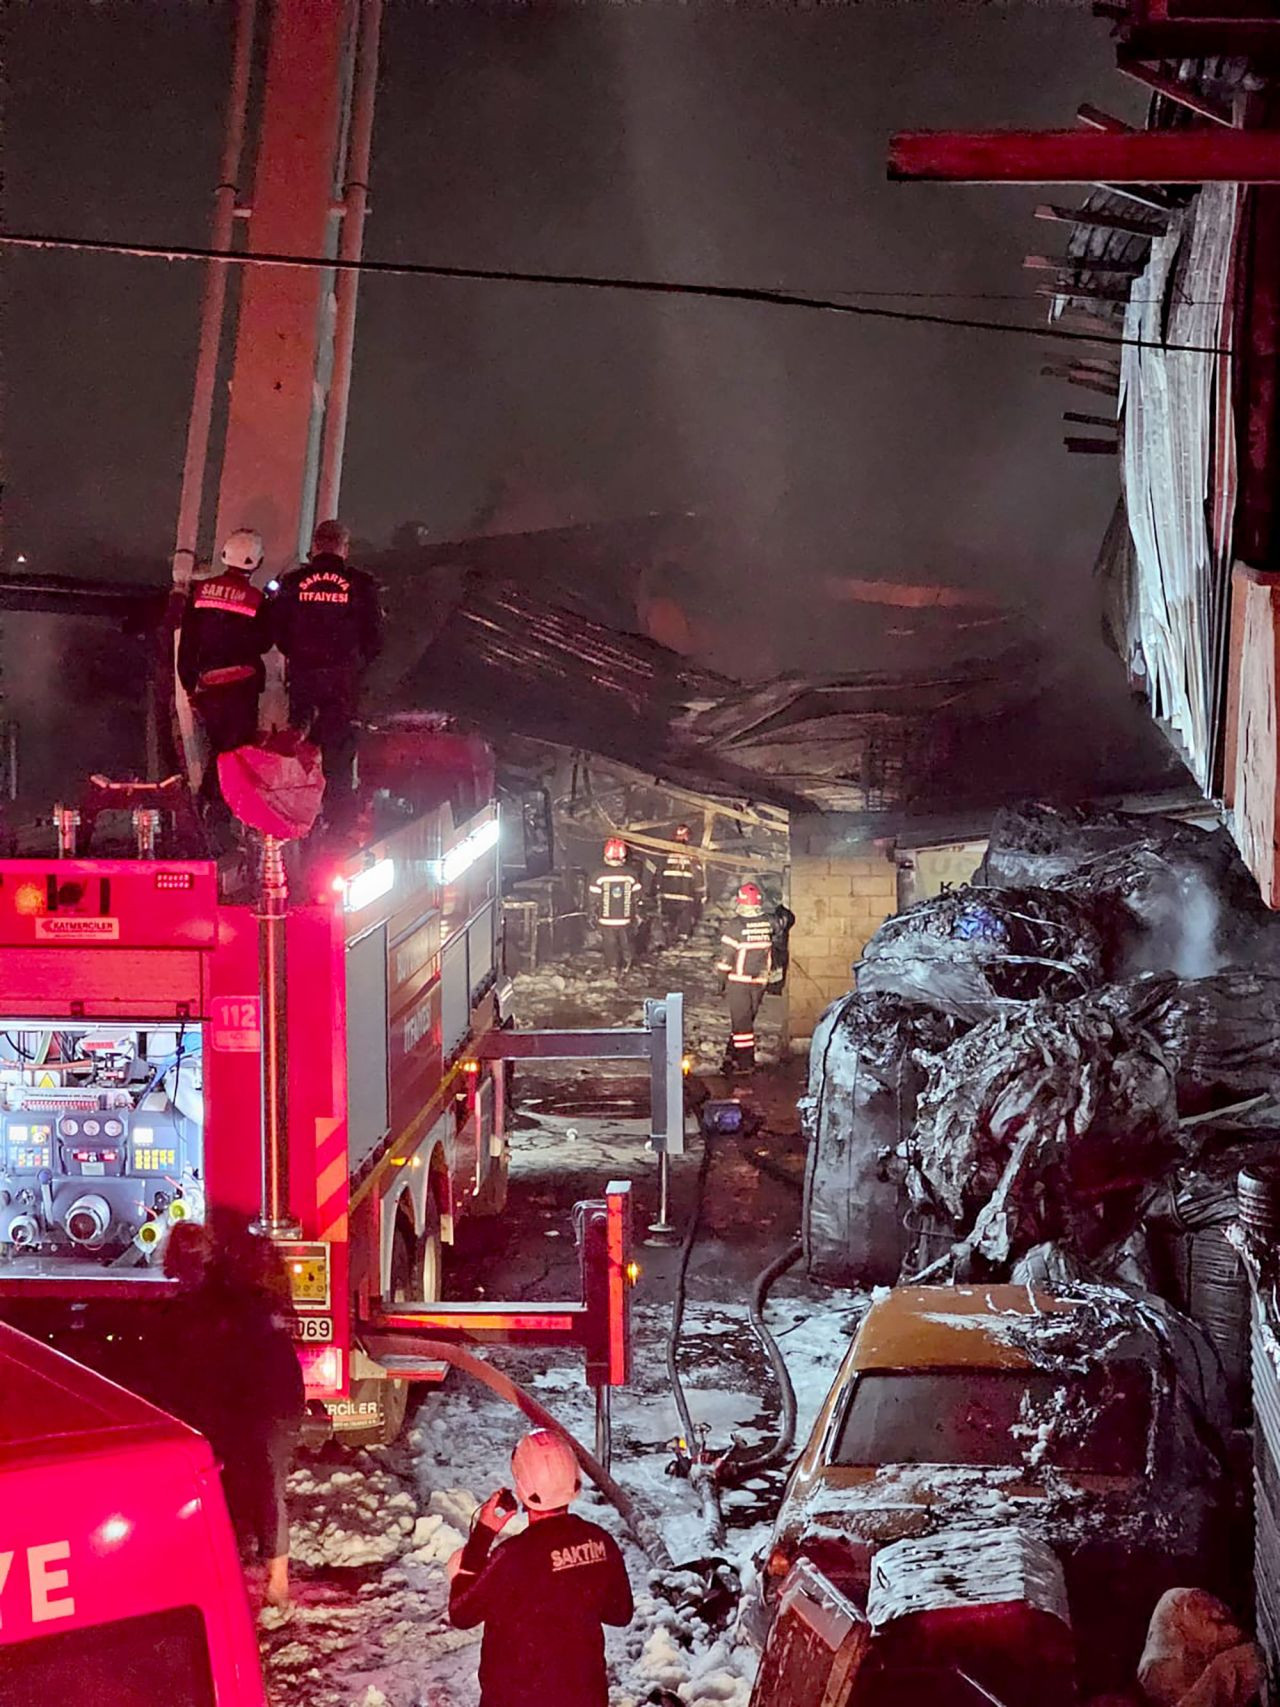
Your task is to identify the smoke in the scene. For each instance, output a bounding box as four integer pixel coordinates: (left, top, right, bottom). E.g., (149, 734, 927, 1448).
(1126, 867, 1226, 982)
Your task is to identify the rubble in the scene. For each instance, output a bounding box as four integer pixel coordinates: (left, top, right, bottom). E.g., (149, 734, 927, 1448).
(905, 998, 1178, 1275)
(856, 884, 1108, 1019)
(980, 802, 1280, 977)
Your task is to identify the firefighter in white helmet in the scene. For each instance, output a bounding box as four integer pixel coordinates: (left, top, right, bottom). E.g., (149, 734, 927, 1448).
(447, 1428, 633, 1707)
(177, 529, 271, 813)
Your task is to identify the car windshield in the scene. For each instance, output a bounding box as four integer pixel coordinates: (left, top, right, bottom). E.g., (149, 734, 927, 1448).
(832, 1365, 1152, 1475)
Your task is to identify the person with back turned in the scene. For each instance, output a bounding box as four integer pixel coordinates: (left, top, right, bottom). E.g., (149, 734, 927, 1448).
(176, 528, 271, 818)
(271, 518, 383, 820)
(716, 881, 774, 1073)
(448, 1428, 633, 1707)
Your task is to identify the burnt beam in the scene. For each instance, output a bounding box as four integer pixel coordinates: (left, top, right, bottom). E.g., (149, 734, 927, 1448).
(887, 128, 1280, 184)
(1024, 253, 1148, 276)
(1034, 201, 1166, 238)
(1077, 103, 1133, 133)
(1117, 58, 1235, 127)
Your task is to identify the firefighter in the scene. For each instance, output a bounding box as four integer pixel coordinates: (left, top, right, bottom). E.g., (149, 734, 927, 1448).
(716, 881, 773, 1073)
(589, 837, 643, 971)
(447, 1428, 633, 1707)
(176, 528, 271, 810)
(767, 898, 797, 994)
(656, 823, 703, 945)
(270, 518, 383, 817)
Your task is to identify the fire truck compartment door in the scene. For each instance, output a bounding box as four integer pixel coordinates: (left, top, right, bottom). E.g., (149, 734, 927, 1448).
(751, 1560, 871, 1707)
(0, 948, 206, 1018)
(347, 924, 391, 1172)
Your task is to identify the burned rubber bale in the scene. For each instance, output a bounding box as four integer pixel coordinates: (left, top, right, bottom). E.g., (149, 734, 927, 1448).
(800, 992, 966, 1288)
(1099, 971, 1280, 1118)
(856, 883, 1108, 1020)
(907, 998, 1178, 1275)
(981, 801, 1280, 978)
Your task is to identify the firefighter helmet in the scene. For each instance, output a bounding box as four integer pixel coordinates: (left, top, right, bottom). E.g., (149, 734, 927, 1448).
(221, 527, 264, 572)
(511, 1428, 581, 1511)
(603, 837, 628, 866)
(674, 824, 691, 843)
(736, 881, 763, 911)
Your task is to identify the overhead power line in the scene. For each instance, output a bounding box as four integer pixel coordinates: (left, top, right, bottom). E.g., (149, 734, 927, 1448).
(0, 228, 1231, 357)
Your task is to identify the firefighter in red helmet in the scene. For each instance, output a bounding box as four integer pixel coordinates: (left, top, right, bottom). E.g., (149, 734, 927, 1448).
(716, 881, 773, 1072)
(589, 837, 643, 972)
(447, 1428, 633, 1707)
(655, 823, 703, 945)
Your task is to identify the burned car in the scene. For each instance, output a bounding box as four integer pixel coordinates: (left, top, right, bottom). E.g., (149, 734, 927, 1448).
(750, 1284, 1235, 1686)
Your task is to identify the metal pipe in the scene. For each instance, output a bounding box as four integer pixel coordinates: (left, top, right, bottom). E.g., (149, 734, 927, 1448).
(255, 833, 299, 1237)
(648, 1150, 675, 1242)
(316, 0, 383, 519)
(170, 0, 257, 593)
(53, 805, 79, 859)
(133, 809, 159, 859)
(170, 0, 257, 795)
(594, 1384, 612, 1474)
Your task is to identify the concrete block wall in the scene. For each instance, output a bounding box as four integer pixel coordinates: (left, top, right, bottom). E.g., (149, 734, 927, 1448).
(786, 816, 900, 1044)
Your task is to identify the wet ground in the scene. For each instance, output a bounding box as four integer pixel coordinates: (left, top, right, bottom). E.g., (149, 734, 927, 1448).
(258, 957, 857, 1707)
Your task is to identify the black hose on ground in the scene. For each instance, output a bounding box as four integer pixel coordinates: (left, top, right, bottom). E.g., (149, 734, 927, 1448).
(717, 1238, 803, 1483)
(664, 1133, 726, 1547)
(403, 1338, 674, 1569)
(664, 1121, 806, 1538)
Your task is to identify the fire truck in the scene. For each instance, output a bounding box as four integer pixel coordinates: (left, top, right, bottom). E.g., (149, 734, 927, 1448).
(0, 727, 510, 1442)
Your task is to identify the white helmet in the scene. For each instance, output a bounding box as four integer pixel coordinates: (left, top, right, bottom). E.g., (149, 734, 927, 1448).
(221, 528, 264, 572)
(511, 1428, 581, 1511)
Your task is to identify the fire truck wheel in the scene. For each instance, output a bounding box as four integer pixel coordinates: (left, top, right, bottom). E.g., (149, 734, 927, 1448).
(377, 1375, 410, 1446)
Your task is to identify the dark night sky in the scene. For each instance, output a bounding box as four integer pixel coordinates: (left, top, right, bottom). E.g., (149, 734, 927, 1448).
(2, 0, 1171, 786)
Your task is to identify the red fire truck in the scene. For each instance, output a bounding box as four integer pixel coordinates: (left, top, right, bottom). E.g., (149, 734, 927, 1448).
(0, 726, 510, 1443)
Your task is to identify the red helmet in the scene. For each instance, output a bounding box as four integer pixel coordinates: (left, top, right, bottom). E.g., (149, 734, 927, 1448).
(674, 824, 691, 843)
(736, 882, 763, 909)
(603, 837, 628, 865)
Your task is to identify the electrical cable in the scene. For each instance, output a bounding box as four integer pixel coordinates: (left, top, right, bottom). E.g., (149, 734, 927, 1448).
(0, 229, 1231, 356)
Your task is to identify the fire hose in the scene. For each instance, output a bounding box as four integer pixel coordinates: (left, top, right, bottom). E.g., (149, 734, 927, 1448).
(408, 1338, 674, 1570)
(664, 1117, 804, 1550)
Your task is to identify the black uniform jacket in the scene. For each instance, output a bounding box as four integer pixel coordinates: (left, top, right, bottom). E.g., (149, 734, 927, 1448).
(270, 553, 384, 673)
(449, 1512, 633, 1707)
(177, 571, 271, 694)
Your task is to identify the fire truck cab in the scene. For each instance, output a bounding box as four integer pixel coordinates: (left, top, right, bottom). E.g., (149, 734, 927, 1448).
(0, 723, 510, 1444)
(0, 1318, 265, 1706)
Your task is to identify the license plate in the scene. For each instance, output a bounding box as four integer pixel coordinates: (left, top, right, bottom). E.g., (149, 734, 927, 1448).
(291, 1316, 333, 1343)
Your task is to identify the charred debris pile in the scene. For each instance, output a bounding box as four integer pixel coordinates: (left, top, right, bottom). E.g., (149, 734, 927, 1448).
(803, 803, 1280, 1403)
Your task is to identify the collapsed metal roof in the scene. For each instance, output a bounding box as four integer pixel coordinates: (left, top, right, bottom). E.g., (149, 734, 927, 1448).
(393, 570, 1041, 815)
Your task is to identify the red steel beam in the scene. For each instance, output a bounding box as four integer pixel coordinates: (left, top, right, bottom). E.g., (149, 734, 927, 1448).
(887, 128, 1280, 185)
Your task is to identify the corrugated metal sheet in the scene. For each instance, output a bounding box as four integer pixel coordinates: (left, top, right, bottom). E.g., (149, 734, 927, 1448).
(401, 575, 1035, 815)
(1119, 182, 1241, 790)
(1254, 1293, 1280, 1685)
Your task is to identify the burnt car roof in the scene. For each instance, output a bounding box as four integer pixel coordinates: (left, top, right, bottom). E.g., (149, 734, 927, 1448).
(850, 1285, 1112, 1374)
